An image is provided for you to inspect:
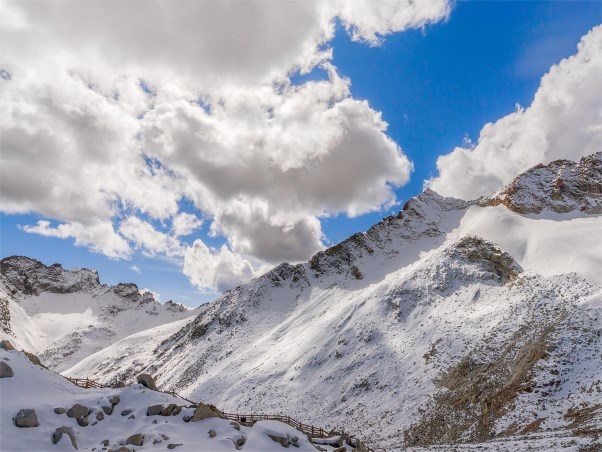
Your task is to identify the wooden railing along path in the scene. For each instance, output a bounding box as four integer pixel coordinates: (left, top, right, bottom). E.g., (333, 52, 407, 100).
(66, 376, 375, 451)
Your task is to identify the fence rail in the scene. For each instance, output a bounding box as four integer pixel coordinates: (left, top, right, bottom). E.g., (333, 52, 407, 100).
(65, 376, 374, 451)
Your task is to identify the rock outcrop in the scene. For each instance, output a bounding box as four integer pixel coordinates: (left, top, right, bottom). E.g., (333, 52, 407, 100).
(0, 256, 100, 295)
(479, 152, 602, 214)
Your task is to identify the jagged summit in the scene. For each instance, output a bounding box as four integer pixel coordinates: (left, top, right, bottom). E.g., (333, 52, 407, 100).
(0, 257, 194, 372)
(0, 255, 100, 296)
(479, 152, 602, 214)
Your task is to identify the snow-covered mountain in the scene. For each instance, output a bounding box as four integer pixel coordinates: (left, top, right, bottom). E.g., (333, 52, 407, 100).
(2, 153, 601, 450)
(0, 257, 197, 372)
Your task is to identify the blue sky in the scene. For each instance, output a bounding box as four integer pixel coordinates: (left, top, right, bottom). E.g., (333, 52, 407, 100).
(1, 1, 600, 306)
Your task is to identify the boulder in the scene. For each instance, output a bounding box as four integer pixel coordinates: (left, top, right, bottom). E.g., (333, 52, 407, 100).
(110, 395, 120, 406)
(192, 402, 221, 421)
(208, 429, 216, 438)
(120, 409, 132, 416)
(171, 406, 182, 416)
(108, 448, 130, 452)
(136, 373, 158, 391)
(96, 411, 104, 421)
(126, 433, 144, 446)
(232, 436, 246, 449)
(161, 404, 177, 416)
(67, 403, 90, 419)
(77, 416, 89, 427)
(52, 426, 78, 449)
(101, 405, 113, 415)
(54, 407, 66, 415)
(100, 439, 110, 447)
(14, 409, 39, 428)
(167, 444, 183, 450)
(183, 415, 191, 423)
(0, 361, 14, 377)
(230, 421, 241, 430)
(146, 404, 164, 416)
(0, 339, 15, 350)
(267, 433, 289, 447)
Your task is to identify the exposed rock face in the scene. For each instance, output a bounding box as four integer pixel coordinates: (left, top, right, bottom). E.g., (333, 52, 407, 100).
(14, 408, 39, 427)
(113, 283, 142, 302)
(0, 256, 100, 295)
(445, 236, 521, 285)
(52, 426, 78, 449)
(479, 152, 602, 214)
(0, 361, 14, 377)
(0, 296, 12, 335)
(137, 373, 158, 391)
(23, 351, 44, 367)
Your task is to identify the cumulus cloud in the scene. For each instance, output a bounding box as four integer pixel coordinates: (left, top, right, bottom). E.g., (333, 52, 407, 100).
(119, 217, 184, 257)
(172, 213, 203, 237)
(20, 220, 130, 259)
(130, 265, 141, 274)
(183, 241, 260, 292)
(336, 0, 451, 45)
(1, 0, 451, 292)
(429, 25, 602, 200)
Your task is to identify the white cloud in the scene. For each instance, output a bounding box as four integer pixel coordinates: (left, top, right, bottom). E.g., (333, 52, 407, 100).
(19, 220, 130, 259)
(1, 0, 451, 292)
(335, 0, 451, 45)
(429, 25, 602, 200)
(183, 240, 260, 292)
(172, 213, 203, 237)
(130, 265, 141, 274)
(119, 217, 183, 257)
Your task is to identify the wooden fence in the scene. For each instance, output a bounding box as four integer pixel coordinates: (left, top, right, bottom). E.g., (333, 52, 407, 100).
(65, 377, 108, 389)
(65, 376, 374, 451)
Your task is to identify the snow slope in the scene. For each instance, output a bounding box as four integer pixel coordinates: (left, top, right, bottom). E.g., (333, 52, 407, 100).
(0, 349, 333, 451)
(64, 154, 602, 449)
(0, 258, 197, 372)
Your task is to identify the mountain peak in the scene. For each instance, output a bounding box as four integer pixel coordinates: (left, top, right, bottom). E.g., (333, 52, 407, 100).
(0, 255, 100, 296)
(479, 152, 602, 214)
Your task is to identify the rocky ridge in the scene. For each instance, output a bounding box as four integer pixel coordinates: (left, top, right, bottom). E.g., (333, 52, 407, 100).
(0, 258, 194, 372)
(479, 151, 602, 214)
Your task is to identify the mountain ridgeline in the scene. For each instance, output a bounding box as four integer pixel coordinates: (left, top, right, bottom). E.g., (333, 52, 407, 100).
(1, 153, 601, 450)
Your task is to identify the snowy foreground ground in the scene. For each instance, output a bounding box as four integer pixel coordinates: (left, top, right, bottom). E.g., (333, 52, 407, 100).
(2, 348, 600, 451)
(0, 349, 350, 452)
